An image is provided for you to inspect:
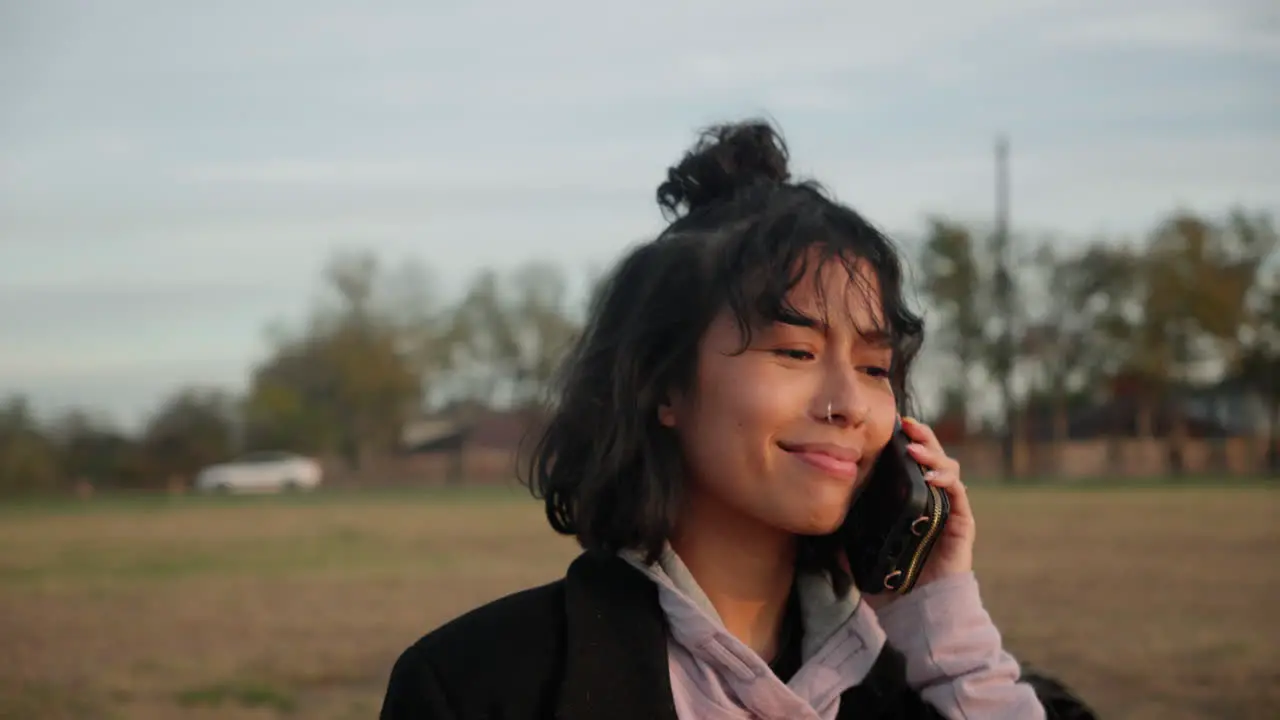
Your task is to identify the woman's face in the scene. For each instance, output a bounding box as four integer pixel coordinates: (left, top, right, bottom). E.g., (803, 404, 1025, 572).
(659, 258, 899, 537)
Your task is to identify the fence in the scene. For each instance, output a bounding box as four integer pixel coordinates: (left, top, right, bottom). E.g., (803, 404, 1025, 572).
(953, 437, 1272, 479)
(323, 436, 1276, 487)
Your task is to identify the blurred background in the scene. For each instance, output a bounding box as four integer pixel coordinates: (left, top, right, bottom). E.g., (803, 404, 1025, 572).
(2, 1, 1277, 718)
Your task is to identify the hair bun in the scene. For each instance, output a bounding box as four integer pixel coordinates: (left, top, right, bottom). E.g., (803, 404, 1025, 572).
(656, 119, 791, 219)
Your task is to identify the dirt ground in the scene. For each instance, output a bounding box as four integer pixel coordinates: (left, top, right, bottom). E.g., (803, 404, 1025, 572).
(1, 485, 1276, 719)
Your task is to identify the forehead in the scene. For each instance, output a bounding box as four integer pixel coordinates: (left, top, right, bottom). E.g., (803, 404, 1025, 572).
(782, 255, 886, 331)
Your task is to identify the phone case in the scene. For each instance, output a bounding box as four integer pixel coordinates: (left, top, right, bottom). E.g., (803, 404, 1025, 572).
(840, 420, 950, 595)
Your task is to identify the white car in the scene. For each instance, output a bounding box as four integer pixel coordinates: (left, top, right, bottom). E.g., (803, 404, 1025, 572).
(194, 451, 323, 494)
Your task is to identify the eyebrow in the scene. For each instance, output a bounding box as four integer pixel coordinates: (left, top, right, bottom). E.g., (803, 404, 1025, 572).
(858, 331, 894, 349)
(775, 309, 894, 348)
(777, 308, 819, 329)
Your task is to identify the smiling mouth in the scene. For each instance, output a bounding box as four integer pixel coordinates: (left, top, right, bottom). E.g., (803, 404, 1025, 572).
(778, 443, 861, 479)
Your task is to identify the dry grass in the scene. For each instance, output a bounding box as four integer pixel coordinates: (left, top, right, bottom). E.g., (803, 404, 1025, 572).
(0, 484, 1276, 719)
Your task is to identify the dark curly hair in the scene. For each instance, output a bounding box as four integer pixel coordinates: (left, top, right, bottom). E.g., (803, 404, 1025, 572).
(520, 118, 924, 592)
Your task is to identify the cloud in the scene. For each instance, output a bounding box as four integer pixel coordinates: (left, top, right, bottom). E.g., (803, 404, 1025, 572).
(0, 280, 297, 369)
(1043, 0, 1280, 57)
(1, 0, 1276, 423)
(829, 132, 1280, 238)
(0, 356, 252, 429)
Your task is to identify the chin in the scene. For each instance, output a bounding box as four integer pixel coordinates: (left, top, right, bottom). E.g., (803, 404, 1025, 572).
(776, 505, 849, 537)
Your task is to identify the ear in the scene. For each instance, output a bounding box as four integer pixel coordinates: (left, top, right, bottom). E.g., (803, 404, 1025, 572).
(657, 390, 681, 428)
(657, 401, 677, 428)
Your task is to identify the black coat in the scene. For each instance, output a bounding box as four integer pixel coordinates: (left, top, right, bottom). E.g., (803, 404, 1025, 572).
(380, 551, 1096, 719)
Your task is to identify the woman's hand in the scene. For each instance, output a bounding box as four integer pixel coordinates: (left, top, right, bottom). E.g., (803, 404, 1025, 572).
(862, 417, 976, 611)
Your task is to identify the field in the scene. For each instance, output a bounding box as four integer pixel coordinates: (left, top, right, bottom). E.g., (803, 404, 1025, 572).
(1, 484, 1277, 719)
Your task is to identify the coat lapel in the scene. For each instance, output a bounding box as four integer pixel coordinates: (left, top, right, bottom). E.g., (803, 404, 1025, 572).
(555, 551, 680, 720)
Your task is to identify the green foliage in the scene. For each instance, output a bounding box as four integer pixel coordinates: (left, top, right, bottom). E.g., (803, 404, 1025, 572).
(915, 206, 1278, 476)
(244, 252, 426, 467)
(917, 218, 993, 431)
(4, 205, 1278, 495)
(242, 252, 580, 470)
(0, 397, 61, 495)
(139, 388, 238, 487)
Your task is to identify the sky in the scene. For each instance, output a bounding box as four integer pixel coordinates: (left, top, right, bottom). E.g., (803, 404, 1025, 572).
(2, 0, 1278, 429)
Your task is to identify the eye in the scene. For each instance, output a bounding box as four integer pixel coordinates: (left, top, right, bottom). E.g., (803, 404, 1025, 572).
(861, 365, 892, 379)
(772, 348, 815, 361)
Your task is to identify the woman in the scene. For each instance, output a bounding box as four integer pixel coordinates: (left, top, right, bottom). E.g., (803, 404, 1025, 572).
(381, 120, 1096, 719)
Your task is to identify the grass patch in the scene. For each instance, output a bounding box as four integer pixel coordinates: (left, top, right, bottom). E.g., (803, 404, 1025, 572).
(2, 486, 1276, 719)
(966, 475, 1277, 490)
(0, 520, 452, 588)
(0, 482, 534, 518)
(4, 476, 1273, 519)
(0, 681, 115, 720)
(177, 680, 297, 713)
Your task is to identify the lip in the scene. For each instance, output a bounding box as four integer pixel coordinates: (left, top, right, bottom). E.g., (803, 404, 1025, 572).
(778, 441, 862, 479)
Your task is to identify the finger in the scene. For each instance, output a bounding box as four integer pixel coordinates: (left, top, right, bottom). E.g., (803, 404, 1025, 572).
(922, 468, 973, 520)
(901, 417, 945, 453)
(922, 466, 959, 486)
(906, 442, 959, 473)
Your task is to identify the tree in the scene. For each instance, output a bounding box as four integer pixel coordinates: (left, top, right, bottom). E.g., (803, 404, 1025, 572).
(140, 388, 237, 488)
(506, 262, 581, 407)
(917, 218, 989, 436)
(1021, 241, 1109, 443)
(438, 262, 581, 409)
(1239, 341, 1279, 475)
(0, 395, 60, 495)
(375, 257, 452, 404)
(440, 269, 521, 407)
(244, 335, 346, 456)
(244, 250, 425, 468)
(1137, 210, 1276, 471)
(1043, 240, 1146, 464)
(48, 410, 143, 489)
(1237, 237, 1280, 475)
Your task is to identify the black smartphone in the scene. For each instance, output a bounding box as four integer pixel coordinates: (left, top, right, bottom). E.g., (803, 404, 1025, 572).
(839, 419, 950, 596)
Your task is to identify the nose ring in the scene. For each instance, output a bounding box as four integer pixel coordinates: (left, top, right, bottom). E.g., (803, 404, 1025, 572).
(826, 401, 833, 424)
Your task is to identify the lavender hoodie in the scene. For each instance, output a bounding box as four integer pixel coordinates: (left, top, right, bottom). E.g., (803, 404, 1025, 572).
(622, 546, 1044, 720)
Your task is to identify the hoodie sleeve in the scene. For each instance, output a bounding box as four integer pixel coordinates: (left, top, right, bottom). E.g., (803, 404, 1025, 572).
(872, 571, 1047, 720)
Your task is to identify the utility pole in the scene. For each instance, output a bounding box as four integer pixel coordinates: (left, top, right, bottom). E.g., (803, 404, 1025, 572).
(993, 135, 1017, 480)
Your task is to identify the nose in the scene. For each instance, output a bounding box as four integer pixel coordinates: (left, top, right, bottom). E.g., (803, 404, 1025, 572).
(817, 366, 870, 428)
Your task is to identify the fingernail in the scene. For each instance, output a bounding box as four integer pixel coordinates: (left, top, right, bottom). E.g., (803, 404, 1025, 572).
(902, 416, 916, 425)
(924, 470, 938, 481)
(908, 443, 926, 453)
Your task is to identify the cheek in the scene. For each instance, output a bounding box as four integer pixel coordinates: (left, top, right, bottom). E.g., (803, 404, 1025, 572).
(861, 391, 899, 464)
(701, 363, 804, 439)
(678, 359, 803, 470)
